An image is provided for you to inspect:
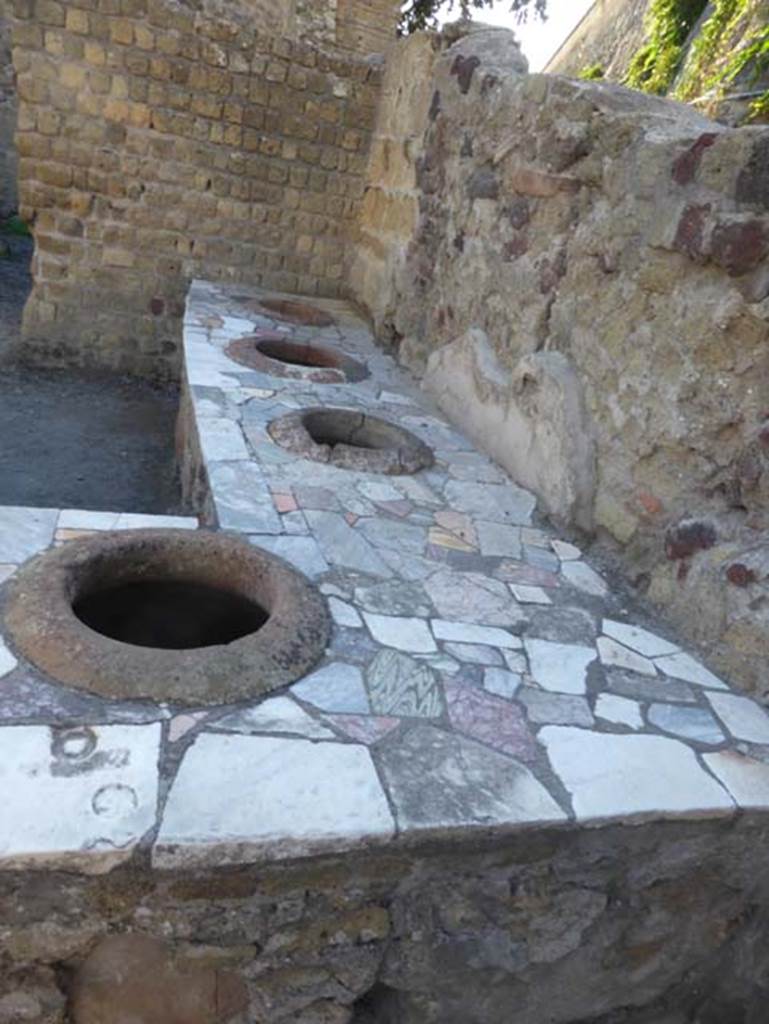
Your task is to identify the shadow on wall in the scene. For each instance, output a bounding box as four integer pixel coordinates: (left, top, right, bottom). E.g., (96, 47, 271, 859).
(352, 24, 769, 699)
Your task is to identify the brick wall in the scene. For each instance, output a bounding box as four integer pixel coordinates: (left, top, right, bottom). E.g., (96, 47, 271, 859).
(9, 0, 382, 380)
(0, 14, 18, 216)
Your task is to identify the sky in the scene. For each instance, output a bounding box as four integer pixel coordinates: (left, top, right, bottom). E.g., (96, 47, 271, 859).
(437, 0, 595, 71)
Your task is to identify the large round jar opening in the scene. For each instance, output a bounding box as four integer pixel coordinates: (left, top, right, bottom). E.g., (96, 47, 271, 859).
(267, 408, 435, 475)
(225, 335, 369, 383)
(73, 580, 269, 651)
(5, 530, 330, 706)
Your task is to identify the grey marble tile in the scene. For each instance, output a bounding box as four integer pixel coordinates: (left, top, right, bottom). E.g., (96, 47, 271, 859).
(518, 688, 594, 727)
(377, 725, 566, 831)
(648, 704, 725, 745)
(304, 511, 392, 577)
(0, 507, 58, 563)
(444, 481, 536, 526)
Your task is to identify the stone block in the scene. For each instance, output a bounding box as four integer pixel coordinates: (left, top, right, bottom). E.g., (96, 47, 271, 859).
(70, 936, 249, 1024)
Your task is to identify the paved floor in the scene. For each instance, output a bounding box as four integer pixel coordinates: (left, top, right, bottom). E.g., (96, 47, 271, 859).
(0, 234, 183, 513)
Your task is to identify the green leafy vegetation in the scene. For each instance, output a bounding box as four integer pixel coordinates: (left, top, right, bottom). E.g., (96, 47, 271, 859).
(0, 214, 30, 237)
(624, 0, 769, 121)
(720, 22, 769, 120)
(624, 0, 708, 94)
(399, 0, 546, 35)
(579, 63, 605, 79)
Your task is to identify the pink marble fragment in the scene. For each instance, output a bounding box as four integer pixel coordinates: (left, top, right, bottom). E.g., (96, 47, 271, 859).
(444, 680, 536, 761)
(325, 714, 400, 745)
(344, 512, 359, 527)
(273, 493, 298, 514)
(434, 510, 478, 547)
(169, 712, 207, 743)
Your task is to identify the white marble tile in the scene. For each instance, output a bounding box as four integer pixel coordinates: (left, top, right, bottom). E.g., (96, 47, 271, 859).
(57, 509, 120, 531)
(431, 619, 522, 649)
(0, 639, 18, 678)
(292, 663, 370, 714)
(703, 751, 769, 810)
(509, 585, 552, 605)
(328, 597, 363, 629)
(0, 724, 161, 873)
(540, 727, 734, 823)
(602, 619, 679, 658)
(221, 314, 257, 336)
(215, 697, 334, 740)
(594, 693, 644, 729)
(504, 650, 528, 674)
(0, 507, 58, 563)
(597, 637, 657, 677)
(208, 462, 282, 535)
(551, 540, 581, 561)
(364, 614, 437, 654)
(483, 668, 522, 700)
(524, 639, 596, 695)
(114, 513, 198, 530)
(655, 652, 728, 690)
(560, 561, 608, 597)
(705, 692, 769, 744)
(154, 734, 395, 868)
(197, 417, 249, 462)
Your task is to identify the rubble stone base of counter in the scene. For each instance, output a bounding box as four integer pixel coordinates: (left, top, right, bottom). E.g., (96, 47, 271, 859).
(2, 819, 769, 1024)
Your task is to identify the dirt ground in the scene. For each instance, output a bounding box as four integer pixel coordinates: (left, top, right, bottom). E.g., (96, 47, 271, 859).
(0, 234, 185, 514)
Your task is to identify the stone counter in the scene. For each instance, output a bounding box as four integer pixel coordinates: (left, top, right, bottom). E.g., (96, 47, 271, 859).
(2, 281, 769, 1021)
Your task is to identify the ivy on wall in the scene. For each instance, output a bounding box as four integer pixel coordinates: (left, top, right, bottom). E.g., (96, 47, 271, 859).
(624, 0, 708, 94)
(625, 0, 769, 121)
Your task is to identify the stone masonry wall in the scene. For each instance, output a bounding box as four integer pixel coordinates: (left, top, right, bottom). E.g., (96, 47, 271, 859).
(8, 0, 383, 380)
(352, 27, 769, 699)
(3, 819, 769, 1023)
(544, 0, 649, 80)
(0, 13, 18, 217)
